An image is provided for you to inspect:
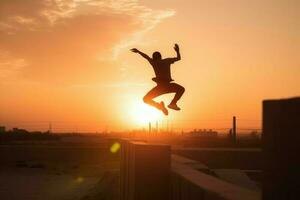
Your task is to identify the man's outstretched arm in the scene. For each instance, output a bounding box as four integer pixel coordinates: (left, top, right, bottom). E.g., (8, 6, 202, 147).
(131, 48, 152, 63)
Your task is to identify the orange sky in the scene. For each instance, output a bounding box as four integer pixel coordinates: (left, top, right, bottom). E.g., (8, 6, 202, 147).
(0, 0, 299, 132)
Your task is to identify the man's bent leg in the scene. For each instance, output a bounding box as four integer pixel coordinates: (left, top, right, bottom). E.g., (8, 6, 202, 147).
(143, 86, 168, 115)
(143, 86, 161, 108)
(168, 83, 185, 106)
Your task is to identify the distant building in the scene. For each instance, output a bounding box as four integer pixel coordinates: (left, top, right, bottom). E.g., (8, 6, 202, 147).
(186, 129, 218, 137)
(12, 128, 28, 134)
(0, 126, 5, 133)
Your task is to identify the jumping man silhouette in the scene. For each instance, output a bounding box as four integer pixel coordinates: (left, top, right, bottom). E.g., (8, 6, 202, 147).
(131, 44, 185, 115)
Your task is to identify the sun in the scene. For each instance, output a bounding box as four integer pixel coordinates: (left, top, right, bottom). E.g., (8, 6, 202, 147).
(130, 101, 162, 126)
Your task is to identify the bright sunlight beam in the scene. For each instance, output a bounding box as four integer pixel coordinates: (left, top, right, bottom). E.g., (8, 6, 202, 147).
(130, 101, 162, 126)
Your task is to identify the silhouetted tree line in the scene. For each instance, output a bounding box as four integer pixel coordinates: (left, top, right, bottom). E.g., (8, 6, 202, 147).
(0, 128, 60, 141)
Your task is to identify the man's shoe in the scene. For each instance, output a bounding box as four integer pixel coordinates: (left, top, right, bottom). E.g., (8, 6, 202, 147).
(168, 103, 181, 111)
(159, 102, 168, 115)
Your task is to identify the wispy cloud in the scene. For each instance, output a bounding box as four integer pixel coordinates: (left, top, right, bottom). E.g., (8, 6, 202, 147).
(112, 8, 175, 58)
(0, 50, 27, 78)
(0, 0, 175, 38)
(0, 0, 175, 83)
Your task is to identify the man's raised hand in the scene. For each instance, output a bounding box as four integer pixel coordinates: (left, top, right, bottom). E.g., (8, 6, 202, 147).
(131, 48, 139, 53)
(174, 44, 179, 52)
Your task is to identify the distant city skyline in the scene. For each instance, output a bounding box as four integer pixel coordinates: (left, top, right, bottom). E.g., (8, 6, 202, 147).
(0, 117, 261, 133)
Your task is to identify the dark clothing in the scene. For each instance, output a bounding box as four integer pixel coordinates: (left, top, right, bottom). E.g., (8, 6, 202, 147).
(149, 58, 178, 83)
(143, 82, 185, 105)
(142, 55, 184, 110)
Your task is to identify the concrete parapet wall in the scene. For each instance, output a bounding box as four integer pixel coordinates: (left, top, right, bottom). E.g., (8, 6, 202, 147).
(0, 144, 118, 165)
(262, 97, 300, 200)
(120, 140, 261, 200)
(120, 140, 171, 200)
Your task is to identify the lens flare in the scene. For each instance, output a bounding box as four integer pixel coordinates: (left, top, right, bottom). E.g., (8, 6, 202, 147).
(75, 176, 84, 183)
(110, 142, 121, 153)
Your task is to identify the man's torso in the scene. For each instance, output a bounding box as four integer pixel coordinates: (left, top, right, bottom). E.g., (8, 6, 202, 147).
(150, 59, 174, 83)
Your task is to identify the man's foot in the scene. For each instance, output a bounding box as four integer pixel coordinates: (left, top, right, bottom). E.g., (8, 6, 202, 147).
(168, 103, 181, 111)
(158, 101, 168, 116)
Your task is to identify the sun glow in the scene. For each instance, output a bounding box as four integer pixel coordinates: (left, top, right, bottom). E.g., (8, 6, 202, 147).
(130, 101, 162, 126)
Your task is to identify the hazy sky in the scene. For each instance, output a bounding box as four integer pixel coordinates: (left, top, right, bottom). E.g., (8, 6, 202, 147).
(0, 0, 299, 132)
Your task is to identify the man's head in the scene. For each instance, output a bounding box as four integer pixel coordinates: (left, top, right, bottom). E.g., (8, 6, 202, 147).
(152, 51, 162, 60)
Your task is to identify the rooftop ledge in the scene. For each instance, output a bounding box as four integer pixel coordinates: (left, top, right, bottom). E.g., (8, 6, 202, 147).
(171, 154, 261, 200)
